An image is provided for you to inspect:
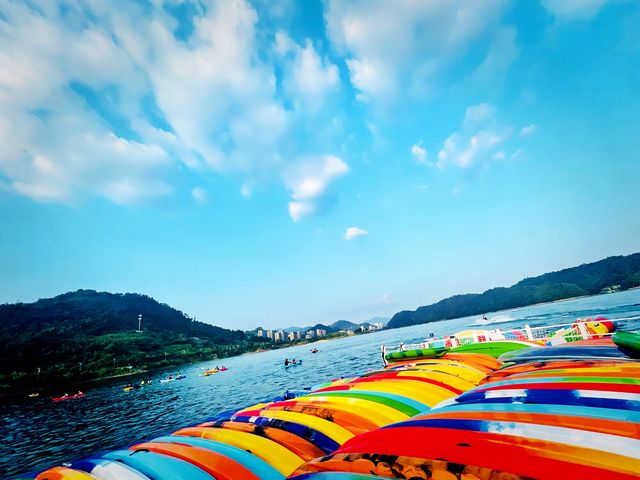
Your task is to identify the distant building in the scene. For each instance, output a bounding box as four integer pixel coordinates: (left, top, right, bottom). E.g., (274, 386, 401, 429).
(256, 328, 264, 337)
(266, 329, 273, 340)
(295, 331, 302, 340)
(305, 330, 315, 339)
(315, 328, 327, 337)
(287, 331, 296, 342)
(274, 330, 285, 342)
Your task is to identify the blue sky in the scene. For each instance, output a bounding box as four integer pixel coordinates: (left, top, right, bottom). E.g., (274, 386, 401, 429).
(0, 0, 638, 330)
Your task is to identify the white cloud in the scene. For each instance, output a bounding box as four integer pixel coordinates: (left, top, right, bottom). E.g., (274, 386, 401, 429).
(274, 30, 295, 56)
(325, 0, 508, 106)
(437, 103, 513, 169)
(344, 227, 368, 240)
(0, 2, 172, 204)
(0, 0, 345, 213)
(286, 155, 349, 201)
(493, 151, 506, 160)
(541, 0, 611, 20)
(411, 143, 428, 163)
(520, 124, 537, 137)
(192, 187, 208, 204)
(285, 155, 349, 221)
(288, 201, 316, 222)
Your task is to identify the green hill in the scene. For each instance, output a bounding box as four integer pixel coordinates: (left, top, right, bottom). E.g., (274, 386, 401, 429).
(0, 290, 267, 392)
(387, 253, 640, 329)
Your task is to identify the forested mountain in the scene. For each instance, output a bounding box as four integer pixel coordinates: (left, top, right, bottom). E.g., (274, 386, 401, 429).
(0, 290, 266, 392)
(387, 253, 640, 329)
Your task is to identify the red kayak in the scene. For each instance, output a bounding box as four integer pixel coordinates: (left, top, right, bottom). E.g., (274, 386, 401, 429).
(52, 393, 85, 402)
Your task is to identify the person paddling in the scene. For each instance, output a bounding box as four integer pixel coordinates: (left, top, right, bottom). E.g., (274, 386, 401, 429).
(284, 358, 289, 366)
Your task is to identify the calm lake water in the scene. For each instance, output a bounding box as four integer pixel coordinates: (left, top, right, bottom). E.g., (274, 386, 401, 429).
(2, 289, 640, 478)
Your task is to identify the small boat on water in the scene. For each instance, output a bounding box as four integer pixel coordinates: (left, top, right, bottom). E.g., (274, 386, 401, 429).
(124, 379, 152, 391)
(28, 392, 39, 398)
(52, 392, 84, 402)
(160, 373, 186, 383)
(284, 359, 303, 368)
(203, 366, 229, 376)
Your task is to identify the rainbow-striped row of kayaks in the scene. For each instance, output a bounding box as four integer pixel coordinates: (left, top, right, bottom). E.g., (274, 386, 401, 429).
(33, 333, 640, 480)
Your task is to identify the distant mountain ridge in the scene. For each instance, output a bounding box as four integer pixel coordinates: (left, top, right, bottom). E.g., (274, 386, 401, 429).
(280, 317, 388, 334)
(387, 253, 640, 329)
(0, 290, 265, 392)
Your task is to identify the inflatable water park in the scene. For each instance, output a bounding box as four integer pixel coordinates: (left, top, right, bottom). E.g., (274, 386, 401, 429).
(31, 318, 640, 480)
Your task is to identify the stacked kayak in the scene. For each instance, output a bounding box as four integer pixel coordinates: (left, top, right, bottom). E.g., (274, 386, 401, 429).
(33, 353, 494, 479)
(384, 317, 620, 364)
(32, 332, 640, 480)
(291, 341, 640, 480)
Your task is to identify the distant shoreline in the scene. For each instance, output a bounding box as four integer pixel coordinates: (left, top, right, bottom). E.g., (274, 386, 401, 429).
(488, 287, 640, 316)
(387, 287, 640, 330)
(0, 368, 151, 402)
(384, 288, 640, 333)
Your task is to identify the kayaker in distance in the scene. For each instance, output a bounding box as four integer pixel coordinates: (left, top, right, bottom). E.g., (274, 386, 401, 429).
(284, 359, 289, 366)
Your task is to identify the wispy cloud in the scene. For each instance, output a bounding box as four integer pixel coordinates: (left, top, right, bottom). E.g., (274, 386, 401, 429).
(437, 103, 513, 169)
(344, 227, 368, 240)
(411, 142, 428, 163)
(473, 28, 520, 85)
(464, 103, 496, 126)
(192, 187, 208, 204)
(275, 32, 340, 112)
(541, 0, 612, 20)
(240, 183, 252, 198)
(520, 124, 537, 137)
(325, 0, 509, 106)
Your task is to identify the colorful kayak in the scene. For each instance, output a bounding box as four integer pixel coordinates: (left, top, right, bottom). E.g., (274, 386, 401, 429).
(449, 340, 539, 358)
(384, 347, 448, 362)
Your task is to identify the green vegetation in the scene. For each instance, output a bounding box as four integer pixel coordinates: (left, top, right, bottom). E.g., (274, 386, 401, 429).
(387, 253, 640, 329)
(0, 290, 270, 393)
